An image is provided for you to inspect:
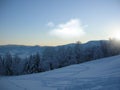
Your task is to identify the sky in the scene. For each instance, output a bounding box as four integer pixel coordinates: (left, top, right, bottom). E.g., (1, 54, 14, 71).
(0, 0, 120, 46)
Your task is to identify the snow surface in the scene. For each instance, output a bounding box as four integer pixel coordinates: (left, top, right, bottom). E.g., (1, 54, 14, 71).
(0, 55, 120, 90)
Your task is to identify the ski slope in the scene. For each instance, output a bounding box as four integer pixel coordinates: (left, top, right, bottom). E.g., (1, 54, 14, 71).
(0, 55, 120, 90)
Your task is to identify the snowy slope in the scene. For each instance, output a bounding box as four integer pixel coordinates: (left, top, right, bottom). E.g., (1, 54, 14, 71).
(0, 55, 120, 90)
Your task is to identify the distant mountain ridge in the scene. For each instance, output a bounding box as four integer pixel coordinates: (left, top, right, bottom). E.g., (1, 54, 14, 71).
(0, 40, 106, 58)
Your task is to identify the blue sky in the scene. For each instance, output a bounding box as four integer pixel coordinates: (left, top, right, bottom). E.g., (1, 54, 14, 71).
(0, 0, 120, 46)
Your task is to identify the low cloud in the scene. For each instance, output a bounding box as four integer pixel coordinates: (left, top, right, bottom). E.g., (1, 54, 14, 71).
(49, 19, 86, 40)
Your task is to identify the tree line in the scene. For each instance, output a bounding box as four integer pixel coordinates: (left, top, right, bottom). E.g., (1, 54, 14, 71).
(0, 39, 120, 75)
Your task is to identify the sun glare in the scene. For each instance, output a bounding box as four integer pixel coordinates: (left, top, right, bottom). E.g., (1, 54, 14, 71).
(112, 31, 120, 40)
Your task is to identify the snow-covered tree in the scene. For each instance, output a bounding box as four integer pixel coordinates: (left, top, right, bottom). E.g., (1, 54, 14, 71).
(12, 54, 21, 75)
(24, 52, 41, 74)
(0, 55, 5, 75)
(74, 41, 82, 63)
(56, 46, 68, 68)
(4, 52, 13, 75)
(42, 47, 58, 70)
(93, 46, 104, 59)
(108, 39, 120, 56)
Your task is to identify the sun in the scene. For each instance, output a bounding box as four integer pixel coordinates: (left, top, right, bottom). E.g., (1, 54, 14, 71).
(112, 31, 120, 40)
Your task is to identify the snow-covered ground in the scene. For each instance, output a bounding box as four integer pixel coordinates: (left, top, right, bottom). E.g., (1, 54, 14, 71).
(0, 55, 120, 90)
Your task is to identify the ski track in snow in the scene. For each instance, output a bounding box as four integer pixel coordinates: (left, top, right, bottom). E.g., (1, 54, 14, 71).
(0, 55, 120, 90)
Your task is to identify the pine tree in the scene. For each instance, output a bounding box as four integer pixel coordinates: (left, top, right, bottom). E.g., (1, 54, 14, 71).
(24, 52, 41, 74)
(4, 52, 13, 75)
(12, 54, 21, 75)
(74, 41, 82, 63)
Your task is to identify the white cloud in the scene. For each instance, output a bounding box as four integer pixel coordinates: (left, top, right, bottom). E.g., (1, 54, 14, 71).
(47, 22, 54, 27)
(49, 19, 86, 40)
